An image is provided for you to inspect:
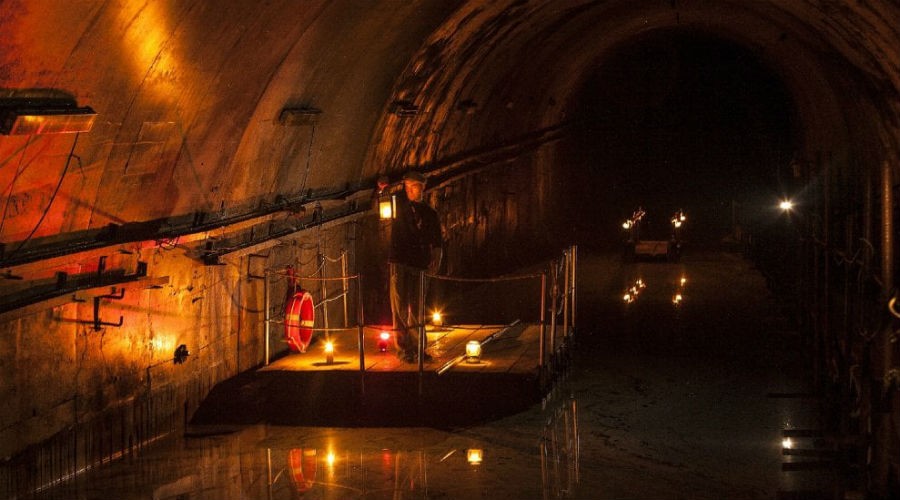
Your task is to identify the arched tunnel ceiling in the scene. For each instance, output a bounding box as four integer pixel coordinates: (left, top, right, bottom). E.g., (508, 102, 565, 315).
(0, 0, 898, 261)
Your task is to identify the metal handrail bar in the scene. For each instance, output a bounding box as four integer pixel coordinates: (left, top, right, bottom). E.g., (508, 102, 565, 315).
(266, 270, 360, 281)
(427, 272, 544, 282)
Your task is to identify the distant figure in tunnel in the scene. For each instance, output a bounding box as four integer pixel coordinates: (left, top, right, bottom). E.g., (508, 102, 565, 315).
(389, 170, 443, 363)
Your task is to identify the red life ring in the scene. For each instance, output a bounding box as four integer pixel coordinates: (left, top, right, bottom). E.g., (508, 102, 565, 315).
(284, 290, 314, 352)
(288, 448, 317, 493)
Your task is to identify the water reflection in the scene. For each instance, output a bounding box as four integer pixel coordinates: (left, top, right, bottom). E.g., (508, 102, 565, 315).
(541, 397, 579, 498)
(33, 393, 580, 500)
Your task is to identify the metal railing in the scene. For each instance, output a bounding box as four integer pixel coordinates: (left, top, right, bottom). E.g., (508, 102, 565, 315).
(259, 245, 578, 393)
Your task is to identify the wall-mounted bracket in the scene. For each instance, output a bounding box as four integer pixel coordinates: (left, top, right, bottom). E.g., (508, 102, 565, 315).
(82, 288, 126, 331)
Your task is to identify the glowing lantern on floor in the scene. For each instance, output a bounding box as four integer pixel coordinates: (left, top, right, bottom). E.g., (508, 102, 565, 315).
(324, 341, 335, 364)
(431, 311, 443, 326)
(467, 449, 483, 465)
(465, 340, 482, 363)
(377, 331, 391, 352)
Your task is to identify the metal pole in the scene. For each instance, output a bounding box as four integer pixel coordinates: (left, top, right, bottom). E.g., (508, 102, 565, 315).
(418, 269, 426, 367)
(319, 252, 329, 335)
(357, 274, 366, 395)
(266, 448, 273, 500)
(418, 270, 426, 395)
(881, 158, 894, 296)
(823, 152, 832, 380)
(571, 245, 577, 330)
(341, 250, 349, 327)
(264, 271, 270, 366)
(550, 261, 558, 362)
(563, 251, 569, 339)
(539, 272, 547, 369)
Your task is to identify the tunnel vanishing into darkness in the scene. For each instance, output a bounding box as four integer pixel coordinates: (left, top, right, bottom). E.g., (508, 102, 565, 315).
(1, 1, 899, 497)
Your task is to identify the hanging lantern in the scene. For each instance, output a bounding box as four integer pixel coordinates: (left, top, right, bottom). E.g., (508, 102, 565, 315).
(379, 194, 396, 219)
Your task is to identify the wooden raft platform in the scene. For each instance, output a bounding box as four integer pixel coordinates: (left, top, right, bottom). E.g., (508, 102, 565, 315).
(260, 322, 542, 374)
(192, 322, 556, 428)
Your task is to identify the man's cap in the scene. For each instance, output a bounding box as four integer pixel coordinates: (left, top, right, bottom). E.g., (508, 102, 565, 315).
(402, 170, 426, 184)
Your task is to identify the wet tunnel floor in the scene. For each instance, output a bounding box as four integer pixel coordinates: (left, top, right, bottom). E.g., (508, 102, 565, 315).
(29, 247, 843, 500)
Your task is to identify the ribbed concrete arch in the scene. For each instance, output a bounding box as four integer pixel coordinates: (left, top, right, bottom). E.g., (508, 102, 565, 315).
(1, 2, 899, 492)
(0, 1, 897, 244)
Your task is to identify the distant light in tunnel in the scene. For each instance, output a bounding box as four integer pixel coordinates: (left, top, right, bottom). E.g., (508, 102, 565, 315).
(782, 437, 793, 449)
(431, 310, 443, 326)
(779, 199, 794, 211)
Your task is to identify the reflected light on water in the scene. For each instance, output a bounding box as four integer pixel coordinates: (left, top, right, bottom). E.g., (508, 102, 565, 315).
(32, 390, 581, 499)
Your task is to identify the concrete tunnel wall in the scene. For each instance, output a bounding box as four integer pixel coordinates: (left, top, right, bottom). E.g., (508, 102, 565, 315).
(1, 0, 899, 491)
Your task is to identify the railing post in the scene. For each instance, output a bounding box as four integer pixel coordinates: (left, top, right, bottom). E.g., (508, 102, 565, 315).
(318, 252, 329, 336)
(570, 245, 577, 331)
(357, 274, 366, 395)
(341, 250, 349, 327)
(264, 270, 271, 366)
(550, 260, 558, 364)
(540, 271, 547, 369)
(418, 270, 426, 395)
(563, 251, 569, 339)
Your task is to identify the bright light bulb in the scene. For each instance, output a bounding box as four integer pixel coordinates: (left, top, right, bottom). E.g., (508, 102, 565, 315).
(779, 200, 793, 211)
(431, 311, 443, 326)
(782, 437, 793, 449)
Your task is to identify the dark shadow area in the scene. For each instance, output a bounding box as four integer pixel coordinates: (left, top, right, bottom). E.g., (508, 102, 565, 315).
(190, 369, 541, 428)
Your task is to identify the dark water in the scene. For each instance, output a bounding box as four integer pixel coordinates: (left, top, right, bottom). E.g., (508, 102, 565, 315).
(27, 249, 839, 500)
